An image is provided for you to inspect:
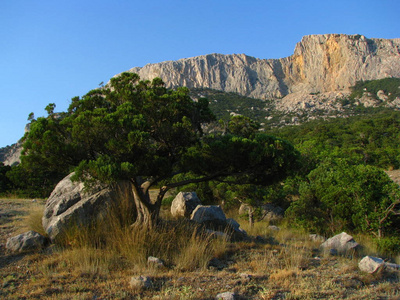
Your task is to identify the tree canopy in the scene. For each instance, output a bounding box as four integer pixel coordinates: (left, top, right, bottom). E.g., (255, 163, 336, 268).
(21, 72, 300, 227)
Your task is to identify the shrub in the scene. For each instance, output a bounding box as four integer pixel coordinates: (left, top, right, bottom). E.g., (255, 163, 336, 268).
(286, 159, 400, 237)
(375, 236, 400, 257)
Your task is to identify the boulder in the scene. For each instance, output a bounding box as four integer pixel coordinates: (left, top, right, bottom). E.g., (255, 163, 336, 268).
(320, 232, 360, 254)
(358, 256, 385, 274)
(42, 173, 134, 241)
(190, 205, 227, 228)
(6, 231, 47, 252)
(171, 192, 201, 218)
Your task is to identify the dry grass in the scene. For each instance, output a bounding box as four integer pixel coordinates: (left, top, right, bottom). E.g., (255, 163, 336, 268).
(1, 198, 400, 299)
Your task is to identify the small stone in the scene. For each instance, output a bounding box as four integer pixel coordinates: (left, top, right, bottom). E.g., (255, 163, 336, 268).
(216, 291, 237, 300)
(147, 256, 165, 268)
(129, 276, 152, 290)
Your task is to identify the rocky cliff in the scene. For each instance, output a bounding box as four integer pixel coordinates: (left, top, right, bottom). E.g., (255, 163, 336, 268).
(123, 34, 400, 100)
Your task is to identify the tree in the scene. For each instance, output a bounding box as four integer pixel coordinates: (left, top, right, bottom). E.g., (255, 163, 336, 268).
(0, 162, 12, 194)
(22, 72, 299, 227)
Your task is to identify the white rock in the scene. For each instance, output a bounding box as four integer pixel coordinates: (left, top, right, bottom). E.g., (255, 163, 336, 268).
(320, 232, 360, 254)
(358, 256, 385, 273)
(190, 205, 226, 224)
(171, 192, 201, 218)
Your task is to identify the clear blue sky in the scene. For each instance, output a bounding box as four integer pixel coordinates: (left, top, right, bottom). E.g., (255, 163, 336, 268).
(1, 0, 399, 147)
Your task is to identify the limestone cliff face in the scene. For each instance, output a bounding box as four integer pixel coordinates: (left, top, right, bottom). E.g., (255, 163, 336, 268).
(122, 34, 400, 99)
(285, 34, 400, 94)
(128, 54, 286, 99)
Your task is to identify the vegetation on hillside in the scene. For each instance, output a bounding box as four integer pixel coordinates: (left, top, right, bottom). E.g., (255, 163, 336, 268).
(350, 77, 400, 101)
(10, 73, 299, 228)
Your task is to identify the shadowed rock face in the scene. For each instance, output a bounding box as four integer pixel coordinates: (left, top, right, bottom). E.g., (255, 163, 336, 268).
(121, 34, 400, 99)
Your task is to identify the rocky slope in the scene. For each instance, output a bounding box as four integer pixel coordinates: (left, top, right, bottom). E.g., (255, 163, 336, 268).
(124, 34, 400, 100)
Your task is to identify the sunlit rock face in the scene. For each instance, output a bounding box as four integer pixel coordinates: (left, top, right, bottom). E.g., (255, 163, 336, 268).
(121, 34, 400, 100)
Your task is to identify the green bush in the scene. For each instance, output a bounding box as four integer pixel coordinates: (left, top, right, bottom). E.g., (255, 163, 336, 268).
(286, 159, 400, 237)
(375, 236, 400, 257)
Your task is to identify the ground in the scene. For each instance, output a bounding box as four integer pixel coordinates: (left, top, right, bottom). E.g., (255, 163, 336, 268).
(1, 198, 400, 299)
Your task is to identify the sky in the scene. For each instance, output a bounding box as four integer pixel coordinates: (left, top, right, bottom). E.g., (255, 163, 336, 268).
(1, 0, 399, 148)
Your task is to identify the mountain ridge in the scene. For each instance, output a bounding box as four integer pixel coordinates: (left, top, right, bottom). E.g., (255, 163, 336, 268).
(121, 34, 400, 101)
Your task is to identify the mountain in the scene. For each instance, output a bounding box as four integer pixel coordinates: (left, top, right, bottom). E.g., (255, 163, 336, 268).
(123, 34, 400, 100)
(2, 34, 400, 165)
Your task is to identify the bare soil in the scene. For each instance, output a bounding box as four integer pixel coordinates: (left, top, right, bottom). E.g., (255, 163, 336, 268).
(1, 198, 399, 299)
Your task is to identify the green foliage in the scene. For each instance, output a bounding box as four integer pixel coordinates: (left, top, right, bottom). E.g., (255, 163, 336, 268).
(350, 78, 400, 101)
(225, 115, 260, 138)
(269, 111, 400, 169)
(0, 162, 12, 194)
(6, 164, 59, 198)
(19, 72, 299, 225)
(286, 159, 400, 237)
(374, 236, 400, 256)
(190, 88, 271, 123)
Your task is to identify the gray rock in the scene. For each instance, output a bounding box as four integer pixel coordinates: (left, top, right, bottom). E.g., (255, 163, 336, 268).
(129, 276, 152, 290)
(358, 256, 385, 273)
(216, 291, 237, 300)
(42, 173, 134, 241)
(320, 232, 360, 254)
(385, 262, 400, 271)
(171, 192, 201, 218)
(6, 231, 46, 252)
(190, 205, 226, 224)
(147, 256, 165, 268)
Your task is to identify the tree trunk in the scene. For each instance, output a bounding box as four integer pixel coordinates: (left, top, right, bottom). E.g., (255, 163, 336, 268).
(130, 178, 163, 229)
(249, 207, 254, 228)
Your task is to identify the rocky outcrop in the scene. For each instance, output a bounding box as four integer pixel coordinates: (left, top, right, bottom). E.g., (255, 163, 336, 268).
(121, 34, 400, 101)
(1, 123, 30, 166)
(0, 142, 22, 166)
